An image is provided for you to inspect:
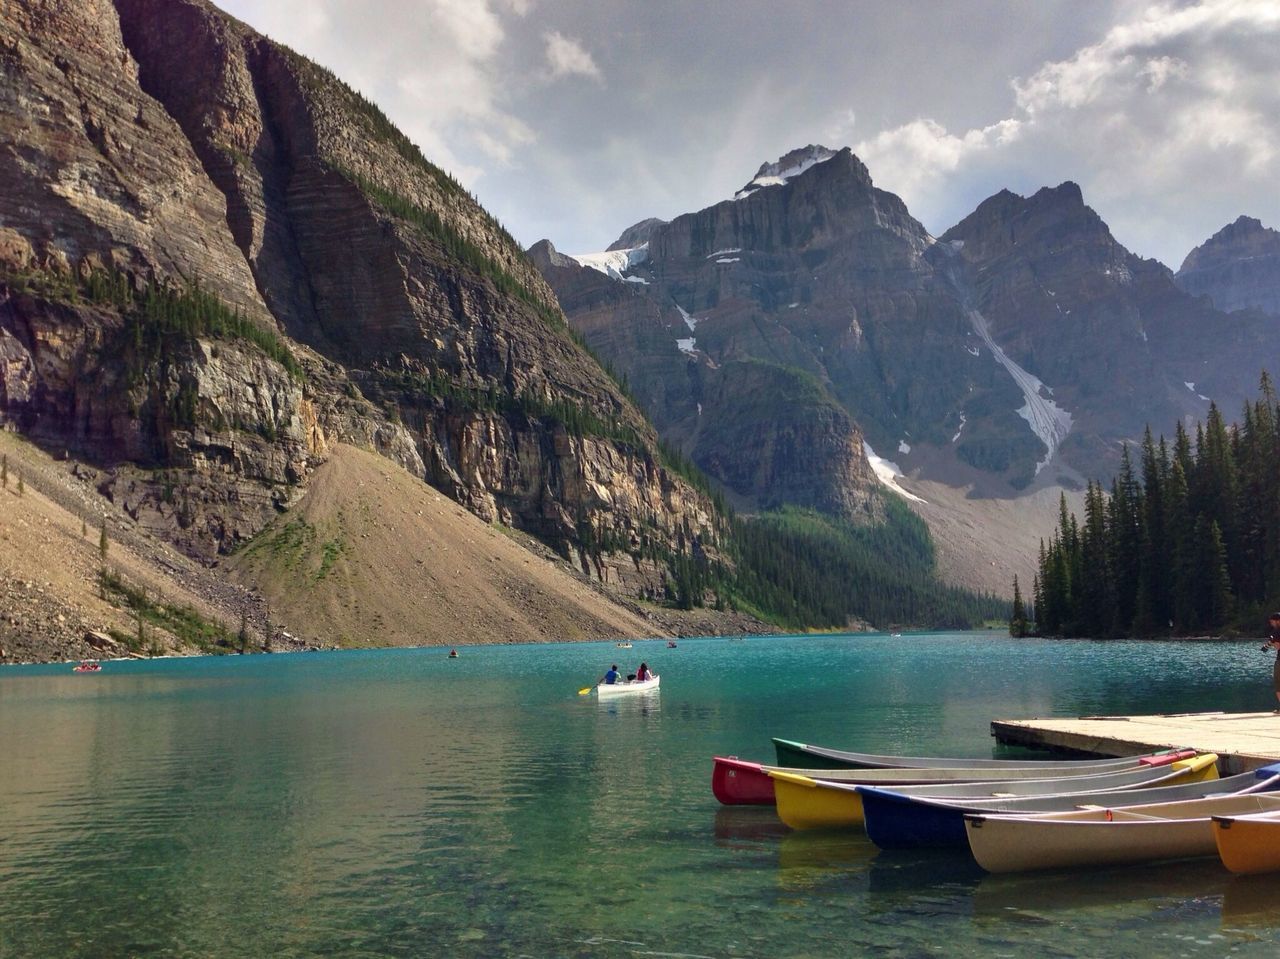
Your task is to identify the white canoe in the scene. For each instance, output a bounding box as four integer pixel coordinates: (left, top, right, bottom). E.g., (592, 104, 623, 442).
(596, 675, 659, 698)
(965, 792, 1280, 873)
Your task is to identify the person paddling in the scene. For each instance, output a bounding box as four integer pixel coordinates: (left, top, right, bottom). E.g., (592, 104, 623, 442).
(601, 664, 620, 686)
(1264, 612, 1280, 710)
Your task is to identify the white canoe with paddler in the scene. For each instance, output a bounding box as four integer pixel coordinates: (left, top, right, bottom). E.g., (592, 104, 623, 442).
(595, 675, 660, 698)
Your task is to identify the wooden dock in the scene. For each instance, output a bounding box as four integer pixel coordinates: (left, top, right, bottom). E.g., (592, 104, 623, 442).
(991, 711, 1280, 775)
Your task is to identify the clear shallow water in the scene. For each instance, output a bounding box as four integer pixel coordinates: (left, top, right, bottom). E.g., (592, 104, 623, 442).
(2, 632, 1280, 958)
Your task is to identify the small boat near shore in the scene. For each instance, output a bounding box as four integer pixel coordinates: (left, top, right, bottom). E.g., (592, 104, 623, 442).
(711, 750, 1197, 807)
(72, 660, 101, 673)
(769, 754, 1218, 830)
(965, 790, 1280, 873)
(1213, 808, 1280, 874)
(861, 755, 1280, 850)
(772, 737, 1196, 771)
(616, 641, 633, 649)
(595, 675, 659, 698)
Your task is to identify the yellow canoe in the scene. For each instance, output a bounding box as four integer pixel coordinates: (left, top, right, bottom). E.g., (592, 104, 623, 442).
(771, 753, 1219, 831)
(1213, 811, 1280, 874)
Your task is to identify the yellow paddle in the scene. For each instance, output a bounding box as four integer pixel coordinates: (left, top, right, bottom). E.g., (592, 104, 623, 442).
(578, 685, 594, 696)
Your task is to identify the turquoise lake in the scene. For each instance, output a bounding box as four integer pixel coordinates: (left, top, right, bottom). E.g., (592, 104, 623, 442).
(4, 632, 1280, 958)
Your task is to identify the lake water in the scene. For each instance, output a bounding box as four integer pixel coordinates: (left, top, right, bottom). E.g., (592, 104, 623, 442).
(3, 632, 1280, 958)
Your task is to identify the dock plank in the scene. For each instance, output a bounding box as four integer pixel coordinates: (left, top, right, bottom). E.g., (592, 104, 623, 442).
(991, 711, 1280, 774)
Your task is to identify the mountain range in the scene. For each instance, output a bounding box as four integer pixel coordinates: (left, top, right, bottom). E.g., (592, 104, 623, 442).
(532, 145, 1280, 587)
(2, 0, 1276, 660)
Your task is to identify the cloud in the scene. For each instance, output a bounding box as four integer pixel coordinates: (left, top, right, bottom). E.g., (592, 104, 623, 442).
(543, 31, 602, 81)
(852, 0, 1280, 263)
(218, 0, 537, 186)
(857, 118, 1021, 205)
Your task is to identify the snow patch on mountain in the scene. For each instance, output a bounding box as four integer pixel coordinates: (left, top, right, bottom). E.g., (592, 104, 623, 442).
(675, 304, 698, 332)
(966, 307, 1072, 474)
(569, 244, 649, 280)
(864, 442, 926, 504)
(677, 337, 696, 354)
(734, 145, 836, 200)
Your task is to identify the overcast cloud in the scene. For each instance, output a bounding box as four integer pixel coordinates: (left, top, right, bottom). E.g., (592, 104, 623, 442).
(218, 0, 1280, 268)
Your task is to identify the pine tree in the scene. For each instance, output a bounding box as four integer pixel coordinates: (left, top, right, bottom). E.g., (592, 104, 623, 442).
(1166, 460, 1194, 632)
(1009, 576, 1029, 637)
(1108, 445, 1142, 634)
(99, 521, 109, 560)
(1204, 519, 1235, 629)
(1078, 481, 1114, 635)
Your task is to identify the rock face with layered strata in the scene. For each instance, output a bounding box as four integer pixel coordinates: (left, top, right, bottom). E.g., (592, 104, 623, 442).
(0, 0, 720, 574)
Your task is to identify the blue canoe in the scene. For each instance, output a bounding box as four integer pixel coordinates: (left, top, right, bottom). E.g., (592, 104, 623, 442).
(861, 761, 1280, 851)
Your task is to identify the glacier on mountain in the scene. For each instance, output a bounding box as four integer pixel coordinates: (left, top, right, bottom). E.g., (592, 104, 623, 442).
(733, 145, 836, 200)
(569, 244, 649, 280)
(863, 442, 925, 504)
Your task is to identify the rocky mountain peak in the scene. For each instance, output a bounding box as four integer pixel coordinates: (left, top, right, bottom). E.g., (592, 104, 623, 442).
(1035, 181, 1085, 206)
(526, 238, 575, 270)
(942, 180, 1114, 268)
(1176, 215, 1280, 315)
(607, 218, 666, 252)
(734, 144, 850, 198)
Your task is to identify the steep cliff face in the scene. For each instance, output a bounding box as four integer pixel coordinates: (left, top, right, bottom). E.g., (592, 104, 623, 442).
(1176, 216, 1280, 317)
(0, 0, 720, 573)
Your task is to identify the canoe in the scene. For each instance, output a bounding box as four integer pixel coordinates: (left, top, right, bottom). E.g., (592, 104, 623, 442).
(770, 754, 1219, 831)
(964, 791, 1280, 873)
(595, 675, 659, 698)
(862, 757, 1280, 851)
(711, 749, 1196, 807)
(771, 737, 1195, 770)
(1213, 808, 1280, 874)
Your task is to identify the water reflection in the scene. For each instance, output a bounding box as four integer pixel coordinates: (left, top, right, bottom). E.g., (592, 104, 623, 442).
(1222, 874, 1280, 927)
(972, 858, 1230, 919)
(712, 806, 789, 843)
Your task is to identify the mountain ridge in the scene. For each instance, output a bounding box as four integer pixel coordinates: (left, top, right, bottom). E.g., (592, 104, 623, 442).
(0, 0, 738, 650)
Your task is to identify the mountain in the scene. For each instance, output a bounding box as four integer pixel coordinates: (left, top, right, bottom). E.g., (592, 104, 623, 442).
(1176, 216, 1280, 316)
(535, 146, 1280, 593)
(0, 0, 736, 649)
(937, 184, 1280, 479)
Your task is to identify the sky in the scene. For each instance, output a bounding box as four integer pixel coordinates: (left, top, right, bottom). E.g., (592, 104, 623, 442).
(217, 0, 1280, 269)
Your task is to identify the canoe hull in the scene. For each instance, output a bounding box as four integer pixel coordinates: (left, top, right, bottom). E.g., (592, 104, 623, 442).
(966, 815, 1215, 873)
(710, 752, 1192, 807)
(776, 754, 1219, 833)
(1213, 815, 1280, 875)
(771, 738, 1196, 771)
(862, 788, 970, 849)
(863, 754, 1227, 851)
(966, 792, 1280, 873)
(596, 675, 659, 698)
(712, 757, 775, 806)
(772, 772, 865, 830)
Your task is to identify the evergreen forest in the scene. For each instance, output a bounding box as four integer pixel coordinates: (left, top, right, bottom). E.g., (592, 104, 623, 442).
(728, 503, 1007, 630)
(1027, 374, 1280, 638)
